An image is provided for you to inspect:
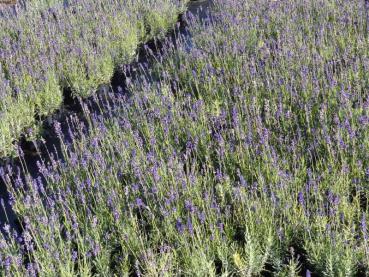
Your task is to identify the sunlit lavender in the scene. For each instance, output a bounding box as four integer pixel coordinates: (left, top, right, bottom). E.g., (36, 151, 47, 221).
(0, 0, 187, 156)
(1, 0, 369, 275)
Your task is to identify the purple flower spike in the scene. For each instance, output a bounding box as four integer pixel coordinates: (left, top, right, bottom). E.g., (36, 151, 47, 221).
(176, 218, 184, 234)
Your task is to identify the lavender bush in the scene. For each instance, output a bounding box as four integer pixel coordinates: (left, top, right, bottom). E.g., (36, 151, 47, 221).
(1, 0, 369, 275)
(0, 0, 188, 157)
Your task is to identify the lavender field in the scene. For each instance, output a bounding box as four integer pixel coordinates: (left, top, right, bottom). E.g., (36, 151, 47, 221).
(0, 0, 187, 157)
(0, 0, 369, 275)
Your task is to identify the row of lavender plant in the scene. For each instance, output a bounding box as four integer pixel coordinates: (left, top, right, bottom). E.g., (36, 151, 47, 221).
(1, 0, 369, 275)
(0, 0, 64, 13)
(0, 0, 187, 157)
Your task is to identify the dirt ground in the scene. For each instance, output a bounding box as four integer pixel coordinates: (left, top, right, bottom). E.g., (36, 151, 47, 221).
(0, 0, 16, 8)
